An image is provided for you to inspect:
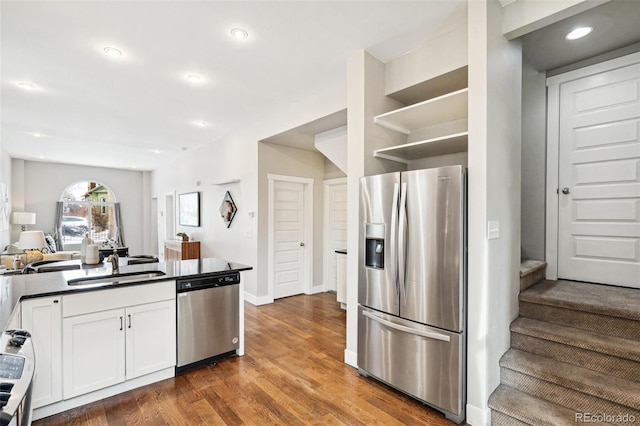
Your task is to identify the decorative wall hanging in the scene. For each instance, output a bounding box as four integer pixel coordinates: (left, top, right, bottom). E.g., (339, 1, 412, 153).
(219, 191, 237, 228)
(178, 192, 200, 227)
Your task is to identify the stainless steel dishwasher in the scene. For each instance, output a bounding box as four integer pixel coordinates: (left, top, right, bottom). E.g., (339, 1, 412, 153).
(176, 272, 240, 372)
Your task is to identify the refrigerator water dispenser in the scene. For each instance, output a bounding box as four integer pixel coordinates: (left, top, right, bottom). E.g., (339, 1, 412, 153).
(364, 224, 384, 269)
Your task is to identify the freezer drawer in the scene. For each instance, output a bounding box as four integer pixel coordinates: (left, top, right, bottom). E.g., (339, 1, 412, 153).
(357, 306, 464, 421)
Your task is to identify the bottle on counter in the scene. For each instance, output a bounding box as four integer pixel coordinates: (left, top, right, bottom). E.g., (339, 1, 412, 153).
(80, 233, 93, 264)
(12, 255, 22, 270)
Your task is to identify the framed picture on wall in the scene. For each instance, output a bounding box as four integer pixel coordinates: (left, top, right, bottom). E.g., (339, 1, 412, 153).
(178, 192, 200, 227)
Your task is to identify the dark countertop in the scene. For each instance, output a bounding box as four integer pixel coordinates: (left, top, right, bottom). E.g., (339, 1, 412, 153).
(335, 249, 347, 255)
(0, 257, 252, 330)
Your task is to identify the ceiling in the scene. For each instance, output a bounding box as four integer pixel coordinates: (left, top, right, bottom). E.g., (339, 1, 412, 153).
(521, 0, 640, 71)
(1, 1, 466, 171)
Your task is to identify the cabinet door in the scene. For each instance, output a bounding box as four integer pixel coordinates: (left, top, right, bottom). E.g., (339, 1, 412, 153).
(63, 308, 126, 399)
(21, 297, 62, 408)
(125, 300, 176, 380)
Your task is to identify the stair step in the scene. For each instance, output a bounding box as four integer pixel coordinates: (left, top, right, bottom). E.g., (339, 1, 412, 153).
(520, 259, 546, 291)
(500, 349, 640, 410)
(488, 384, 578, 426)
(520, 280, 640, 322)
(511, 333, 640, 383)
(511, 317, 640, 363)
(501, 364, 640, 424)
(519, 280, 640, 340)
(490, 410, 528, 426)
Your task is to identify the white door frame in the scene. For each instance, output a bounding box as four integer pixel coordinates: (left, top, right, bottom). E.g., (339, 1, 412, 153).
(323, 177, 347, 292)
(267, 174, 314, 302)
(545, 52, 640, 280)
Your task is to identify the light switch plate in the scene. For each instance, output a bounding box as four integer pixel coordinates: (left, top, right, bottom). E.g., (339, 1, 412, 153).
(488, 221, 500, 239)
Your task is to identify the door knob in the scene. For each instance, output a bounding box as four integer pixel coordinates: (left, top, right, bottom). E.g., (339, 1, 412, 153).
(562, 187, 570, 194)
(300, 242, 305, 247)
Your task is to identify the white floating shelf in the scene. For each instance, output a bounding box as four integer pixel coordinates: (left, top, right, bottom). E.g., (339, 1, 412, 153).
(374, 88, 468, 135)
(212, 179, 241, 185)
(373, 132, 468, 164)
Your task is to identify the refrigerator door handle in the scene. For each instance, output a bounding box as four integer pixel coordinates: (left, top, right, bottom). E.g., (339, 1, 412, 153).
(398, 182, 408, 306)
(390, 182, 400, 300)
(362, 310, 450, 342)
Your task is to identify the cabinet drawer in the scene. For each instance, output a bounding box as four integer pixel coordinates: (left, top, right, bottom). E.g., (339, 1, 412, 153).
(63, 280, 175, 317)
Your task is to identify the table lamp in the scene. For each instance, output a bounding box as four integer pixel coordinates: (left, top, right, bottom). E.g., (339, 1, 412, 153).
(12, 212, 36, 231)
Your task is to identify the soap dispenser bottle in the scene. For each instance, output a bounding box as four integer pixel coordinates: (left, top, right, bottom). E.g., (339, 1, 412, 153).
(80, 233, 92, 263)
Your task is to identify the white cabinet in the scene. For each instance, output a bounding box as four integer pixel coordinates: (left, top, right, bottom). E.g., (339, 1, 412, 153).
(125, 300, 176, 380)
(373, 69, 469, 163)
(62, 281, 176, 399)
(62, 308, 125, 398)
(21, 297, 62, 408)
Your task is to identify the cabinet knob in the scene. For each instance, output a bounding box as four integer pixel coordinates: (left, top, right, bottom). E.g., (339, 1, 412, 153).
(562, 187, 570, 194)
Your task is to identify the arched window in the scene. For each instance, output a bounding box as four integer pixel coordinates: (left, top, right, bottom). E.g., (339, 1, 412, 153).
(60, 181, 118, 245)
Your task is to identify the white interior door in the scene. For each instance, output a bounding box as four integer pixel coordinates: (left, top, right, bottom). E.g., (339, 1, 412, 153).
(557, 61, 640, 288)
(324, 179, 348, 292)
(273, 180, 305, 299)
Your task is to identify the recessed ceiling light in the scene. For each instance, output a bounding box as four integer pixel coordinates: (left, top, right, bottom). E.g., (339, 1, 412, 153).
(150, 149, 161, 154)
(103, 46, 123, 57)
(566, 27, 592, 40)
(193, 120, 208, 127)
(17, 82, 36, 90)
(30, 132, 44, 138)
(186, 73, 203, 83)
(230, 28, 249, 40)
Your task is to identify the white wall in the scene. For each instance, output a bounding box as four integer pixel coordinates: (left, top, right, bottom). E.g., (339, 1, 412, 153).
(521, 56, 547, 261)
(150, 83, 346, 302)
(11, 159, 146, 253)
(466, 1, 522, 425)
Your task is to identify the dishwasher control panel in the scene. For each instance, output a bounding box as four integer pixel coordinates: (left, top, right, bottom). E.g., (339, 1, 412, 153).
(177, 272, 240, 292)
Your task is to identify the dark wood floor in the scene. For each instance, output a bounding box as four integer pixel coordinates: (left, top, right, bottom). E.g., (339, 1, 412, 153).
(35, 293, 455, 425)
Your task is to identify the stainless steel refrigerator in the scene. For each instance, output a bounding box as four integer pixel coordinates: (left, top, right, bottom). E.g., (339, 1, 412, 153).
(358, 165, 466, 424)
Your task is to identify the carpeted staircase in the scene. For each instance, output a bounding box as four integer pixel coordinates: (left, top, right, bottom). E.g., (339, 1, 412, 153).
(488, 261, 640, 425)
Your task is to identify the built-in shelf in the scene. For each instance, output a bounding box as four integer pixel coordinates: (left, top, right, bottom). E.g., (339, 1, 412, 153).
(374, 88, 468, 135)
(374, 132, 468, 164)
(212, 179, 241, 185)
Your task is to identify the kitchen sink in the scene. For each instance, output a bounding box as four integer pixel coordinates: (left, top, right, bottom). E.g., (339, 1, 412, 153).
(67, 270, 166, 286)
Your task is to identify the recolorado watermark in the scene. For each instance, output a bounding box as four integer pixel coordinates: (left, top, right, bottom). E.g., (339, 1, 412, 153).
(575, 412, 636, 423)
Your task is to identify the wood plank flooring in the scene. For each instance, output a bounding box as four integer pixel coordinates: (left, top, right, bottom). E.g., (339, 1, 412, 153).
(34, 293, 455, 425)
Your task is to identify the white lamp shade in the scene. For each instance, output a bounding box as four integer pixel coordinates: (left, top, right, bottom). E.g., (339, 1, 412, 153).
(18, 231, 47, 250)
(12, 212, 36, 226)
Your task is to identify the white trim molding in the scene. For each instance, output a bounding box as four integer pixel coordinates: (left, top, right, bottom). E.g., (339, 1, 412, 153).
(323, 177, 348, 293)
(267, 173, 315, 300)
(466, 403, 491, 426)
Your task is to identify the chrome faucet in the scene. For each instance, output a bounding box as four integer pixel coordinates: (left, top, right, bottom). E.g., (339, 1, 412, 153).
(107, 250, 120, 274)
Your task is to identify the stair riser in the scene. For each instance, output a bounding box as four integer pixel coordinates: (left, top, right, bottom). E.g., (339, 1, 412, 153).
(519, 301, 640, 340)
(490, 410, 529, 426)
(501, 368, 640, 425)
(511, 333, 640, 382)
(520, 267, 545, 292)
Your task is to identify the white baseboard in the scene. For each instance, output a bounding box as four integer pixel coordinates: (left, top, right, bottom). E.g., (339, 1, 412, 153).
(466, 403, 490, 426)
(244, 292, 273, 306)
(344, 348, 357, 368)
(308, 284, 325, 295)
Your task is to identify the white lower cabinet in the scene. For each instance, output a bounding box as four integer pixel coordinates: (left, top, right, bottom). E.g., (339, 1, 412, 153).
(61, 281, 176, 400)
(62, 300, 176, 399)
(62, 308, 126, 398)
(125, 300, 176, 380)
(21, 297, 63, 408)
